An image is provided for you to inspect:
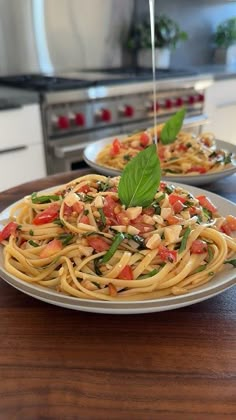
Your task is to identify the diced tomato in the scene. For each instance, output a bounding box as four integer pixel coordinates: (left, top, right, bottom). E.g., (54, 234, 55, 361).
(166, 215, 182, 225)
(196, 195, 217, 213)
(140, 132, 150, 147)
(80, 215, 90, 224)
(33, 203, 60, 225)
(103, 196, 117, 218)
(158, 245, 177, 263)
(40, 239, 62, 258)
(131, 223, 154, 233)
(221, 223, 232, 236)
(168, 194, 187, 205)
(177, 143, 188, 152)
(189, 206, 201, 216)
(131, 214, 154, 233)
(87, 236, 110, 252)
(142, 207, 155, 216)
(0, 221, 18, 242)
(116, 211, 130, 225)
(118, 265, 134, 280)
(172, 200, 185, 214)
(190, 239, 207, 254)
(225, 215, 236, 231)
(187, 166, 207, 174)
(159, 181, 167, 191)
(110, 138, 121, 155)
(63, 203, 73, 216)
(72, 201, 84, 214)
(78, 184, 90, 193)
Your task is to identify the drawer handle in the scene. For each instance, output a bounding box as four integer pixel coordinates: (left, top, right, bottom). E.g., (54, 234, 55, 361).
(0, 145, 27, 155)
(217, 101, 236, 109)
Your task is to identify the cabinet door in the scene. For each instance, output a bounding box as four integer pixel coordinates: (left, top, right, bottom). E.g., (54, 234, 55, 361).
(207, 103, 236, 145)
(0, 144, 46, 191)
(205, 80, 236, 145)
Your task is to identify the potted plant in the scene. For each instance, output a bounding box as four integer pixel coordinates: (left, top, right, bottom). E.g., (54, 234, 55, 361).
(126, 14, 188, 69)
(213, 17, 236, 66)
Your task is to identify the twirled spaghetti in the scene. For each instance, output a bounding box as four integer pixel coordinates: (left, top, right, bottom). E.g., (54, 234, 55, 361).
(96, 125, 235, 175)
(0, 174, 235, 301)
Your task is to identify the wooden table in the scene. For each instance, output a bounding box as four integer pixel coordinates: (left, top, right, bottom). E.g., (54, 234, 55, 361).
(0, 169, 235, 419)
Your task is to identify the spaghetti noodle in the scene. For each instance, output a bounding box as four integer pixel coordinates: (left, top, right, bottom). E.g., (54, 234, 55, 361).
(0, 174, 235, 301)
(96, 126, 235, 175)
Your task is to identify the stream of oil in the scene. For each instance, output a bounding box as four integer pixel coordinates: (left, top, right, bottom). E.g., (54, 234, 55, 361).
(149, 0, 158, 146)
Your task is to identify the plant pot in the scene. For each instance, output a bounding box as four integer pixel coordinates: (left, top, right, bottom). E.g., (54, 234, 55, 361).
(214, 45, 236, 67)
(137, 48, 171, 69)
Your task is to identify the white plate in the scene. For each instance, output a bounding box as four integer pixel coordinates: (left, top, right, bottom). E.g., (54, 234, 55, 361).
(83, 137, 236, 186)
(0, 183, 235, 313)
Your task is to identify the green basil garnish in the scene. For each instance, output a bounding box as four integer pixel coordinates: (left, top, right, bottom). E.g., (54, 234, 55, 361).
(58, 233, 74, 245)
(53, 218, 65, 227)
(224, 259, 236, 267)
(28, 240, 39, 247)
(178, 226, 191, 254)
(138, 268, 160, 279)
(31, 192, 61, 204)
(160, 107, 186, 145)
(118, 144, 161, 208)
(101, 232, 126, 263)
(192, 264, 207, 274)
(98, 208, 106, 229)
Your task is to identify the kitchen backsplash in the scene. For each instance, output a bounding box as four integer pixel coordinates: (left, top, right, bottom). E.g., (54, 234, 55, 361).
(134, 0, 236, 67)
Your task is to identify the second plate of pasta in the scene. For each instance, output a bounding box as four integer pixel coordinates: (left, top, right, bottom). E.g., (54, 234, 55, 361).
(83, 136, 236, 186)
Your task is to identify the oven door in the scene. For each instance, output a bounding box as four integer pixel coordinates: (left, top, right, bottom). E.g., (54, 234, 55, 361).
(50, 113, 209, 174)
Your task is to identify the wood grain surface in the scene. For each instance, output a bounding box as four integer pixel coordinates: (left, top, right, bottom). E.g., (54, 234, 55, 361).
(0, 170, 235, 419)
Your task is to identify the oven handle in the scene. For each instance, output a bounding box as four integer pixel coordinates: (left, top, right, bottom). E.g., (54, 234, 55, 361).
(54, 114, 209, 159)
(54, 142, 91, 158)
(183, 114, 209, 128)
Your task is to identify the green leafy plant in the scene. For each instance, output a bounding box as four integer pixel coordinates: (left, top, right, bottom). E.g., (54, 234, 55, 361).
(214, 17, 236, 48)
(126, 14, 188, 51)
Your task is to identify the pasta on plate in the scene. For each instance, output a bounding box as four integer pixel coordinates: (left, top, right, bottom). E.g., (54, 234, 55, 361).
(96, 125, 236, 176)
(0, 174, 235, 301)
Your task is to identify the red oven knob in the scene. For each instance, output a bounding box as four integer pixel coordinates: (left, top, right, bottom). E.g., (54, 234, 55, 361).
(75, 113, 85, 126)
(164, 99, 173, 109)
(123, 105, 134, 117)
(98, 108, 111, 122)
(197, 93, 204, 102)
(175, 97, 184, 107)
(188, 95, 196, 105)
(57, 115, 69, 129)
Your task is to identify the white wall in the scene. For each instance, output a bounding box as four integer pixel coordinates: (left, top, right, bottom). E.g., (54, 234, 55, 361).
(45, 0, 134, 70)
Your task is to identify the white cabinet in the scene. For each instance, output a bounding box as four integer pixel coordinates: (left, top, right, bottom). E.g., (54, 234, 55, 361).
(0, 103, 46, 191)
(205, 79, 236, 145)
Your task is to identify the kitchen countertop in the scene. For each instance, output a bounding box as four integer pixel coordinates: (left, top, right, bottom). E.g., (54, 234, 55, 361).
(0, 86, 39, 105)
(192, 64, 236, 81)
(0, 168, 235, 418)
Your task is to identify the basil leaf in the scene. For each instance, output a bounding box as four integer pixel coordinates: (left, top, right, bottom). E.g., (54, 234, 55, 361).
(178, 226, 191, 254)
(118, 144, 161, 208)
(28, 240, 39, 247)
(101, 233, 125, 263)
(192, 264, 207, 274)
(98, 208, 106, 229)
(224, 259, 236, 268)
(31, 192, 61, 204)
(58, 233, 74, 245)
(160, 108, 186, 145)
(138, 268, 160, 279)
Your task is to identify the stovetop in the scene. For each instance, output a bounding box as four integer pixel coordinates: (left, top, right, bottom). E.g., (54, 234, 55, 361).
(0, 67, 199, 92)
